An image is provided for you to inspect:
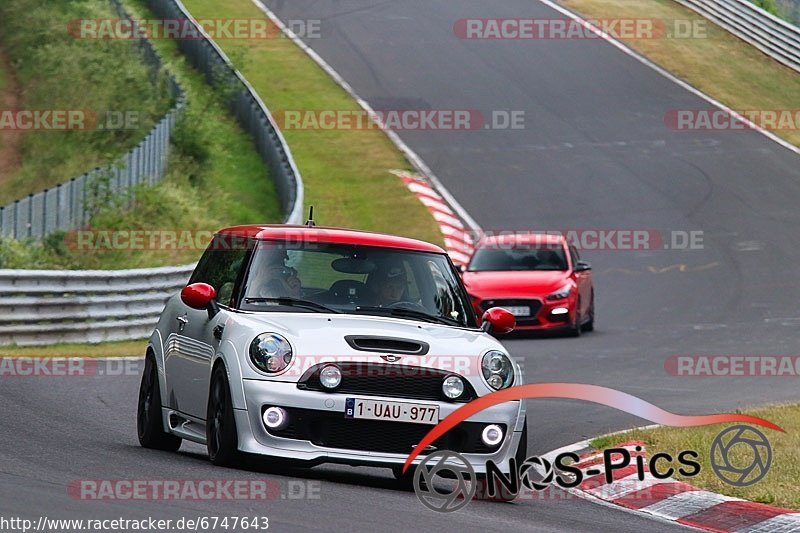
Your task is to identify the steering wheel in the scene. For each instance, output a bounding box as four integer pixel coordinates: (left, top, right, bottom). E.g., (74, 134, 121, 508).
(386, 301, 429, 313)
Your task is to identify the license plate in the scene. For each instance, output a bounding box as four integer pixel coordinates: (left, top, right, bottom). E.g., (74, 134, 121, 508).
(504, 306, 531, 317)
(345, 398, 439, 425)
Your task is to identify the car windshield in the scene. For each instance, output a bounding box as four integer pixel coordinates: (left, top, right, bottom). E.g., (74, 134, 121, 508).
(468, 243, 568, 271)
(239, 241, 476, 327)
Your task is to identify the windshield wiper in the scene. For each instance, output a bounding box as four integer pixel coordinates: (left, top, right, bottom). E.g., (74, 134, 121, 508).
(244, 297, 341, 314)
(354, 306, 459, 326)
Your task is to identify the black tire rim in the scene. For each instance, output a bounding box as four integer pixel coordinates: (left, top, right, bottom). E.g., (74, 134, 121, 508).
(137, 361, 154, 438)
(209, 376, 225, 457)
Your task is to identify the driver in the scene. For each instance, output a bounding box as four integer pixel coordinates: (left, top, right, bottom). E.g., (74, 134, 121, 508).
(371, 266, 407, 306)
(250, 251, 302, 298)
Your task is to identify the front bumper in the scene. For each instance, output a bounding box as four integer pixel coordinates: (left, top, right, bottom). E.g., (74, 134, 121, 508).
(235, 379, 525, 473)
(473, 297, 575, 331)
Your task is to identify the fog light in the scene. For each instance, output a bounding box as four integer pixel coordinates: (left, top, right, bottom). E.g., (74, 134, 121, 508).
(319, 364, 342, 389)
(551, 307, 569, 315)
(481, 424, 504, 447)
(442, 375, 465, 399)
(262, 406, 288, 430)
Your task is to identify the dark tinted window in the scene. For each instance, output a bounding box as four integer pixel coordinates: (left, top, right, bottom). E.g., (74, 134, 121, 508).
(468, 244, 568, 272)
(190, 236, 251, 306)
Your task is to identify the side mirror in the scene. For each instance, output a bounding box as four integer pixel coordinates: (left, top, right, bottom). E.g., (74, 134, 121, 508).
(481, 307, 515, 334)
(574, 260, 592, 272)
(181, 283, 219, 318)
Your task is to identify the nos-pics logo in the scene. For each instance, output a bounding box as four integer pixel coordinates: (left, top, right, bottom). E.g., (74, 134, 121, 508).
(413, 425, 772, 512)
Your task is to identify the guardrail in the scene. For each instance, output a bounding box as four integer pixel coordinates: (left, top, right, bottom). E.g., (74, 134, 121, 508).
(675, 0, 800, 73)
(0, 1, 186, 240)
(0, 0, 307, 346)
(0, 264, 194, 346)
(147, 0, 304, 225)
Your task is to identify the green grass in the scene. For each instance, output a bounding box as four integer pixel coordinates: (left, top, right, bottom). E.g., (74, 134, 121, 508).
(0, 0, 283, 269)
(589, 404, 800, 510)
(0, 0, 173, 202)
(561, 0, 800, 147)
(180, 0, 443, 245)
(0, 339, 145, 357)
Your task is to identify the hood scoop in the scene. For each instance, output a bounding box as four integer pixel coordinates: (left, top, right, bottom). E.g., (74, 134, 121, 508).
(344, 335, 429, 355)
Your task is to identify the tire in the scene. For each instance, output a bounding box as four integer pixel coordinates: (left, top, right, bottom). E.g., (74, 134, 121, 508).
(568, 302, 582, 337)
(392, 466, 420, 491)
(207, 363, 239, 466)
(581, 293, 595, 332)
(137, 353, 182, 451)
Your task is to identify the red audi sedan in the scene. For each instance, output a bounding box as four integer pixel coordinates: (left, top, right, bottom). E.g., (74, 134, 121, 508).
(461, 233, 594, 336)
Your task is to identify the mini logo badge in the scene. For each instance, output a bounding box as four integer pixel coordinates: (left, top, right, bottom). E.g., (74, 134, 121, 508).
(380, 355, 402, 363)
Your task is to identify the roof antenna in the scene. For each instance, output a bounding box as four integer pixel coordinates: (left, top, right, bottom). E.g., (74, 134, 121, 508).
(305, 206, 316, 227)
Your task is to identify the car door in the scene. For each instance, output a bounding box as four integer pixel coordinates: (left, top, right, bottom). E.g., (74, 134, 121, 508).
(165, 240, 249, 420)
(569, 244, 592, 316)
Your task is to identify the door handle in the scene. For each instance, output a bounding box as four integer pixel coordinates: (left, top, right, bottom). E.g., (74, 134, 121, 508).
(176, 314, 188, 332)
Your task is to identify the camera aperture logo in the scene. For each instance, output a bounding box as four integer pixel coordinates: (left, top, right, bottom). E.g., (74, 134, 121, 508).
(413, 451, 476, 512)
(413, 425, 773, 512)
(710, 425, 772, 487)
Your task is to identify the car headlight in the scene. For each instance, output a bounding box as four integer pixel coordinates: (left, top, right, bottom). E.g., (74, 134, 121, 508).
(546, 283, 573, 301)
(249, 333, 293, 374)
(481, 350, 514, 390)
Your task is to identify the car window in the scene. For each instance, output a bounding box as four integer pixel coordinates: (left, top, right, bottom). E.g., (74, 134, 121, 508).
(190, 237, 250, 306)
(468, 244, 568, 271)
(239, 241, 476, 327)
(569, 245, 580, 267)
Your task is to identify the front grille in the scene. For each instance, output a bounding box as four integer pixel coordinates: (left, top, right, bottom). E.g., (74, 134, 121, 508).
(298, 362, 477, 402)
(480, 298, 543, 325)
(267, 407, 503, 454)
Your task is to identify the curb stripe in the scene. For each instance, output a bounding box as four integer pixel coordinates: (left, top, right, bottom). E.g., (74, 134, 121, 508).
(395, 171, 476, 265)
(680, 501, 793, 532)
(553, 440, 799, 532)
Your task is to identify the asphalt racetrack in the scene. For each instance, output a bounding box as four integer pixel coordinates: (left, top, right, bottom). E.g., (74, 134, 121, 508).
(3, 0, 800, 530)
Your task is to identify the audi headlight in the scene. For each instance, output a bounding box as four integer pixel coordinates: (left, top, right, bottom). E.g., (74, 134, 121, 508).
(546, 283, 573, 301)
(481, 350, 514, 390)
(249, 333, 293, 374)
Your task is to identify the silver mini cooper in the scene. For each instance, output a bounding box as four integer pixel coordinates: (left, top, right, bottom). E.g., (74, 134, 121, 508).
(137, 225, 527, 480)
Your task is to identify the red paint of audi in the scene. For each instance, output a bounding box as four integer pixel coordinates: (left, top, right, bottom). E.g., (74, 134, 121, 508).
(461, 234, 594, 335)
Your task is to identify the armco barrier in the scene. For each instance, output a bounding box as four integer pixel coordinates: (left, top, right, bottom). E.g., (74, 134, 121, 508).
(0, 0, 307, 346)
(0, 265, 195, 346)
(0, 1, 185, 240)
(147, 0, 304, 225)
(675, 0, 800, 73)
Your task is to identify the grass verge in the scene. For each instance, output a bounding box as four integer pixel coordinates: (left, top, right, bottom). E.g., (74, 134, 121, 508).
(0, 339, 145, 357)
(0, 0, 282, 269)
(590, 404, 800, 510)
(0, 0, 172, 202)
(560, 0, 800, 146)
(180, 0, 443, 244)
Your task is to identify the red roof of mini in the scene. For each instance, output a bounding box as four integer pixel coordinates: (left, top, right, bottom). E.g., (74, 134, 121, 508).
(478, 232, 566, 246)
(216, 225, 446, 254)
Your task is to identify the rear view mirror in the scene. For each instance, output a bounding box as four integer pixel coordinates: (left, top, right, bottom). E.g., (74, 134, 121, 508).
(481, 307, 515, 334)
